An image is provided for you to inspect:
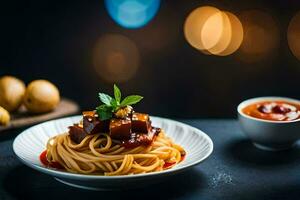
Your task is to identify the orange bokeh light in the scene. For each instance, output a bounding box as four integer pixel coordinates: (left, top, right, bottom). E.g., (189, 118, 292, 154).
(184, 6, 243, 56)
(204, 11, 232, 55)
(92, 34, 140, 83)
(184, 6, 221, 51)
(287, 11, 300, 61)
(236, 10, 280, 62)
(218, 11, 243, 56)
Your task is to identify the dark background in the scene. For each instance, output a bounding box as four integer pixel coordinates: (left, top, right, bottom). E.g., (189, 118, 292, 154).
(1, 0, 300, 119)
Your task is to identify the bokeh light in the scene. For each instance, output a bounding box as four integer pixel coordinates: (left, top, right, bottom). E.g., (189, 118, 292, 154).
(105, 0, 161, 29)
(287, 11, 300, 61)
(184, 6, 243, 56)
(201, 11, 228, 51)
(237, 10, 280, 62)
(184, 6, 221, 52)
(203, 11, 232, 55)
(217, 11, 243, 56)
(92, 34, 140, 83)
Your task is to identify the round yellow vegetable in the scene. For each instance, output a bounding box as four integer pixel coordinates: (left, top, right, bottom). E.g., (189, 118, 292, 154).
(24, 80, 60, 113)
(0, 106, 10, 125)
(0, 76, 26, 112)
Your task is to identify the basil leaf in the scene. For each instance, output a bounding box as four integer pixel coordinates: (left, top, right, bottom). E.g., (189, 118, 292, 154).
(98, 110, 112, 120)
(113, 84, 121, 104)
(97, 85, 143, 120)
(110, 99, 119, 112)
(98, 93, 113, 106)
(96, 105, 113, 120)
(121, 95, 143, 106)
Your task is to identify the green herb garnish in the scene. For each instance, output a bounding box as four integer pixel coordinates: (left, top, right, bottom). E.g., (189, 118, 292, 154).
(96, 84, 143, 120)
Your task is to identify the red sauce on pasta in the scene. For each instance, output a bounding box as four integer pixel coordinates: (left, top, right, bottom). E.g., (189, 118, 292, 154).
(242, 101, 300, 121)
(163, 162, 176, 169)
(163, 154, 186, 169)
(40, 150, 63, 169)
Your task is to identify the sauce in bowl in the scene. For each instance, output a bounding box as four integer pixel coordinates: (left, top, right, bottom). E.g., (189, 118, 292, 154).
(242, 101, 300, 121)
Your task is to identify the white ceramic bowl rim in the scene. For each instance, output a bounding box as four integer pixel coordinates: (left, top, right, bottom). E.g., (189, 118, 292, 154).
(13, 116, 213, 180)
(237, 96, 300, 123)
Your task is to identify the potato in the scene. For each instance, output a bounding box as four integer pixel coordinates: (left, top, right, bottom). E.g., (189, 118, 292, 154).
(0, 106, 10, 125)
(24, 80, 60, 113)
(0, 76, 26, 112)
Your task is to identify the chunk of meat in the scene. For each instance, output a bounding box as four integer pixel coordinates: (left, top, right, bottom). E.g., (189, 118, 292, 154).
(109, 117, 132, 139)
(122, 127, 161, 148)
(83, 111, 109, 134)
(131, 113, 150, 133)
(69, 124, 87, 144)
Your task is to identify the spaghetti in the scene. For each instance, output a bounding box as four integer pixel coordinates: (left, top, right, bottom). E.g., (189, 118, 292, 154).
(41, 85, 186, 176)
(44, 130, 185, 176)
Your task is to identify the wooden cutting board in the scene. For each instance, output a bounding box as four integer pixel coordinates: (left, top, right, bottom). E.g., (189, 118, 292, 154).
(0, 98, 80, 132)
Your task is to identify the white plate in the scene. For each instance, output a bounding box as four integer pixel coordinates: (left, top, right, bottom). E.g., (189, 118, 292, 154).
(13, 116, 213, 190)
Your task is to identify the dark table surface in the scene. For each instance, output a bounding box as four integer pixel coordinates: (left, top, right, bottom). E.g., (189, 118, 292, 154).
(1, 119, 300, 200)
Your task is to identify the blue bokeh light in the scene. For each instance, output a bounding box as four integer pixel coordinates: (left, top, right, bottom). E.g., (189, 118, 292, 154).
(105, 0, 161, 29)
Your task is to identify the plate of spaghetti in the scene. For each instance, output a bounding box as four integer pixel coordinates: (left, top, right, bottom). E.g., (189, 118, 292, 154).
(13, 85, 213, 190)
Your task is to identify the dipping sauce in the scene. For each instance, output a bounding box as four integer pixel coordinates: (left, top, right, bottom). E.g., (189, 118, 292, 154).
(242, 101, 300, 121)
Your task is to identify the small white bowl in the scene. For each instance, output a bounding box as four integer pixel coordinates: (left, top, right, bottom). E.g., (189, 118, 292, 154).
(13, 116, 213, 190)
(237, 97, 300, 151)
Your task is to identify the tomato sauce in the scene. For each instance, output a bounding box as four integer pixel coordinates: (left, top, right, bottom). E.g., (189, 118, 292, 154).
(242, 101, 300, 121)
(163, 154, 186, 169)
(40, 150, 63, 169)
